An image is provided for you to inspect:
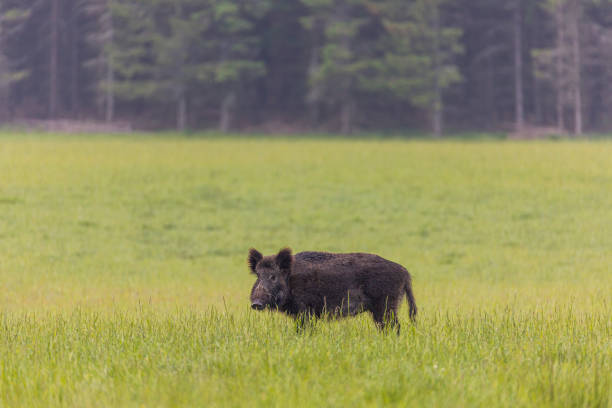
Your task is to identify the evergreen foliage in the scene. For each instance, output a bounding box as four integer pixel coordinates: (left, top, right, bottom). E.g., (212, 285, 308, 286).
(0, 0, 611, 134)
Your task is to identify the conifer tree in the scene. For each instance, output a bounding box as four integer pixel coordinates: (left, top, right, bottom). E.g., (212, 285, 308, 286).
(301, 0, 380, 134)
(373, 0, 462, 136)
(110, 0, 269, 131)
(78, 0, 115, 122)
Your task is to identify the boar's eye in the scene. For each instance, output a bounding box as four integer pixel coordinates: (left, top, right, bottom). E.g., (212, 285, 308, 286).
(270, 274, 277, 282)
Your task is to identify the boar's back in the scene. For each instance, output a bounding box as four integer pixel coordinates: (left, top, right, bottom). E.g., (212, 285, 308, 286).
(294, 251, 335, 263)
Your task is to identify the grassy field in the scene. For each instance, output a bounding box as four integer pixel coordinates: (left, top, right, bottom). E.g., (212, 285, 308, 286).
(0, 134, 610, 407)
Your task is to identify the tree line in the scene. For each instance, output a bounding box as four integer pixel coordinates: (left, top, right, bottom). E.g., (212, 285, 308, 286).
(0, 0, 611, 135)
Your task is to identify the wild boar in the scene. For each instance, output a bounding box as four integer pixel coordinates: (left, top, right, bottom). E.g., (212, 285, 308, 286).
(248, 247, 417, 332)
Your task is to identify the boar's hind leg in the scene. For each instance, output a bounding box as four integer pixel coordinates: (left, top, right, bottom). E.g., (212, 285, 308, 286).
(370, 296, 401, 334)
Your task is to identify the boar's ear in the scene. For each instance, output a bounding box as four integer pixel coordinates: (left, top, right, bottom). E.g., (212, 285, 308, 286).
(248, 248, 263, 274)
(275, 247, 293, 272)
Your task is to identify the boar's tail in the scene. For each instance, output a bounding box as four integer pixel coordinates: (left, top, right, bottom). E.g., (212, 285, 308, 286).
(405, 275, 417, 322)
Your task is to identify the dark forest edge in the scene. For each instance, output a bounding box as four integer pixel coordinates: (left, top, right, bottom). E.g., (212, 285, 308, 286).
(3, 128, 612, 142)
(0, 0, 611, 136)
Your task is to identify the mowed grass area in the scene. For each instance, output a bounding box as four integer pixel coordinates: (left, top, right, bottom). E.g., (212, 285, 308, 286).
(0, 134, 610, 407)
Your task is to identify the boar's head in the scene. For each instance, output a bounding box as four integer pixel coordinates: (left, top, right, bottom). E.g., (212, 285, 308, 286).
(248, 247, 292, 311)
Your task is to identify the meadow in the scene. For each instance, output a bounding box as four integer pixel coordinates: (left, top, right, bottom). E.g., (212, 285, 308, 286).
(0, 134, 610, 407)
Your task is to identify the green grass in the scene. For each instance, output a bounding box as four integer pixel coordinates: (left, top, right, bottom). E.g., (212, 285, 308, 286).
(0, 135, 610, 407)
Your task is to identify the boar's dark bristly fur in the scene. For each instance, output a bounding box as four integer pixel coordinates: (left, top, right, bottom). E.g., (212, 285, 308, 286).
(248, 247, 417, 332)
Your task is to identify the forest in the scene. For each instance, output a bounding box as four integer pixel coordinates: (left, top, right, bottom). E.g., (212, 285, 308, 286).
(0, 0, 611, 135)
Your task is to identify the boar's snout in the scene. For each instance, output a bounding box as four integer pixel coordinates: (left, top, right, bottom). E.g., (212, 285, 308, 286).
(250, 281, 272, 311)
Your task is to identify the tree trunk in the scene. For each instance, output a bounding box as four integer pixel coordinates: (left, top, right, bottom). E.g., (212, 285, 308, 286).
(307, 43, 321, 127)
(514, 0, 524, 133)
(310, 102, 320, 128)
(432, 103, 442, 138)
(555, 3, 565, 133)
(177, 94, 187, 132)
(105, 1, 114, 123)
(532, 10, 543, 126)
(432, 2, 443, 138)
(219, 91, 236, 133)
(69, 1, 79, 118)
(533, 55, 543, 125)
(571, 0, 583, 136)
(340, 99, 354, 135)
(50, 0, 60, 119)
(0, 85, 9, 122)
(106, 61, 114, 123)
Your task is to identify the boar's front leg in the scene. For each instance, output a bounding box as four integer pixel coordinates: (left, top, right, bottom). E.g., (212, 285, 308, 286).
(294, 311, 318, 333)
